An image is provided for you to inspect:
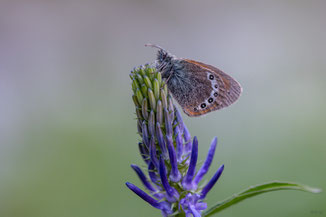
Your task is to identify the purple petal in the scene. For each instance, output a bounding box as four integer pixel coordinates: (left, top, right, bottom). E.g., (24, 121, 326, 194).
(156, 100, 163, 125)
(156, 122, 168, 158)
(175, 125, 183, 162)
(189, 205, 201, 217)
(149, 136, 159, 169)
(182, 136, 198, 190)
(196, 202, 207, 211)
(159, 202, 173, 216)
(142, 121, 149, 148)
(126, 182, 160, 209)
(180, 193, 206, 217)
(166, 135, 181, 182)
(148, 110, 155, 136)
(131, 164, 156, 192)
(175, 108, 184, 134)
(138, 142, 149, 164)
(126, 182, 170, 210)
(168, 97, 174, 121)
(159, 157, 179, 202)
(137, 119, 142, 135)
(193, 137, 217, 187)
(148, 162, 160, 185)
(200, 164, 224, 199)
(147, 163, 164, 198)
(183, 125, 192, 153)
(164, 108, 173, 137)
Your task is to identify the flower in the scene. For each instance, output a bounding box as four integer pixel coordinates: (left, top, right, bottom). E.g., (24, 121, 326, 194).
(126, 65, 224, 217)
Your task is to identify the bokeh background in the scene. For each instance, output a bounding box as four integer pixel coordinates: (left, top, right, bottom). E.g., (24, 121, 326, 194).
(0, 0, 325, 217)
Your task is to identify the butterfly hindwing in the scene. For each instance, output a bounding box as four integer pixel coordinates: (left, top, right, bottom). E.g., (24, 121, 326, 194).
(166, 59, 213, 116)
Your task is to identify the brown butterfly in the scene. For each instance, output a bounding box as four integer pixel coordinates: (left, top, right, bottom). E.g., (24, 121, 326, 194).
(146, 44, 242, 117)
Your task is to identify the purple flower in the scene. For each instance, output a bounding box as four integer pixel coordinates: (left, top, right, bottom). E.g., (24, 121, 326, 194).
(193, 137, 218, 188)
(180, 193, 207, 217)
(126, 182, 172, 216)
(166, 135, 181, 182)
(200, 164, 225, 199)
(182, 136, 199, 190)
(127, 66, 225, 216)
(159, 156, 180, 202)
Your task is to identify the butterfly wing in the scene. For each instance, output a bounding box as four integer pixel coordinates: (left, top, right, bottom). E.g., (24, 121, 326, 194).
(168, 59, 242, 117)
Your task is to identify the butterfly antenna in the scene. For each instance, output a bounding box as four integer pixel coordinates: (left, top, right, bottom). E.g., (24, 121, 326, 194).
(145, 43, 174, 70)
(145, 43, 166, 51)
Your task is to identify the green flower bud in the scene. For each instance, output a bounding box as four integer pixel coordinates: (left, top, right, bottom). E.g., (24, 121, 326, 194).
(137, 119, 142, 135)
(132, 95, 140, 108)
(163, 84, 168, 96)
(141, 84, 148, 98)
(143, 76, 153, 89)
(136, 108, 143, 120)
(139, 67, 146, 76)
(153, 79, 160, 100)
(132, 79, 140, 93)
(136, 74, 144, 85)
(155, 71, 162, 85)
(141, 98, 148, 120)
(148, 88, 156, 111)
(144, 66, 152, 75)
(136, 89, 143, 105)
(160, 89, 168, 110)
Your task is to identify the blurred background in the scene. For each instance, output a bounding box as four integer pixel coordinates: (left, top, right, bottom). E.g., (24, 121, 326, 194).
(0, 0, 325, 217)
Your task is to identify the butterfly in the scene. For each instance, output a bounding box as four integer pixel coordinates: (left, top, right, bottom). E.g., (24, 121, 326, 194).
(146, 44, 242, 117)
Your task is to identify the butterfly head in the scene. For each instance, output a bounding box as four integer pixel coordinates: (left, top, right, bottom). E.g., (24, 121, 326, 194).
(145, 43, 174, 65)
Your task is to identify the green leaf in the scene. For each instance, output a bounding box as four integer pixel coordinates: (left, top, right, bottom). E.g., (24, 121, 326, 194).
(202, 181, 321, 217)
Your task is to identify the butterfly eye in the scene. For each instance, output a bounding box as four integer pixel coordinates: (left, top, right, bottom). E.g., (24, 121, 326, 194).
(209, 75, 214, 80)
(208, 98, 213, 103)
(214, 84, 218, 89)
(200, 103, 206, 108)
(194, 107, 198, 111)
(214, 92, 218, 97)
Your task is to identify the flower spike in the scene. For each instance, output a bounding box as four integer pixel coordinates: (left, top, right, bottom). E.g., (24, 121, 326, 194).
(128, 65, 227, 216)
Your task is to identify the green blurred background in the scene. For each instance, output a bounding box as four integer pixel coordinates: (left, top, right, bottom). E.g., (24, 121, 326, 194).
(0, 0, 325, 217)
